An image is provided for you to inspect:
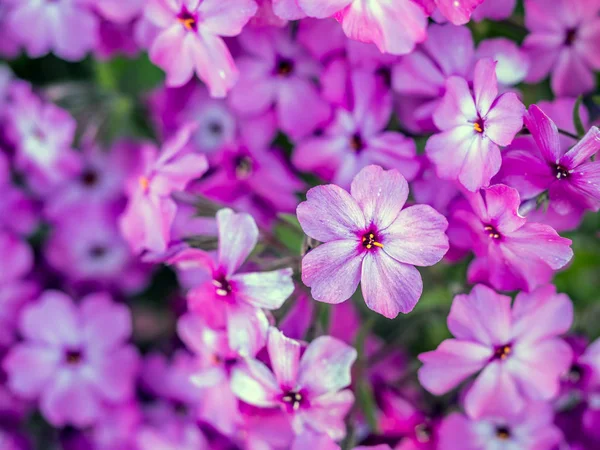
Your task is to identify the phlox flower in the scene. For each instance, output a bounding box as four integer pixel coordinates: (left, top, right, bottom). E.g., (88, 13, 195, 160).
(438, 402, 562, 450)
(3, 291, 139, 427)
(119, 124, 208, 254)
(144, 0, 257, 95)
(425, 58, 525, 192)
(4, 0, 98, 61)
(293, 71, 419, 188)
(499, 105, 600, 215)
(168, 208, 294, 355)
(297, 0, 428, 55)
(471, 0, 516, 22)
(448, 184, 573, 292)
(475, 38, 529, 87)
(414, 0, 484, 25)
(0, 231, 33, 286)
(297, 165, 449, 319)
(523, 0, 600, 97)
(418, 284, 573, 418)
(231, 328, 357, 440)
(95, 0, 145, 24)
(0, 282, 38, 350)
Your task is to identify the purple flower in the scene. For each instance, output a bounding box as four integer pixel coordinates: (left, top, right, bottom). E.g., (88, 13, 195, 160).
(0, 231, 33, 286)
(523, 0, 600, 97)
(231, 328, 357, 440)
(499, 105, 600, 214)
(297, 165, 449, 318)
(293, 71, 420, 188)
(3, 291, 139, 427)
(95, 0, 145, 24)
(119, 125, 208, 254)
(438, 402, 562, 450)
(4, 0, 98, 61)
(471, 0, 516, 22)
(414, 0, 484, 25)
(228, 27, 330, 140)
(144, 0, 257, 95)
(419, 284, 573, 418)
(169, 208, 294, 355)
(475, 38, 530, 86)
(448, 184, 573, 292)
(425, 58, 525, 192)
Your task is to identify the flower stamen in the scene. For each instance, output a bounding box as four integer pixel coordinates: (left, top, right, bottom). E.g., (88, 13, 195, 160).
(362, 232, 384, 249)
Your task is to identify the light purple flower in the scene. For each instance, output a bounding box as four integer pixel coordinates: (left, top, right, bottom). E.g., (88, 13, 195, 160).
(448, 184, 573, 292)
(95, 0, 145, 24)
(471, 0, 516, 22)
(475, 38, 530, 86)
(231, 328, 357, 440)
(297, 165, 449, 318)
(523, 0, 600, 97)
(4, 0, 98, 61)
(3, 291, 139, 427)
(499, 105, 600, 214)
(438, 402, 562, 450)
(419, 284, 573, 418)
(144, 0, 257, 95)
(0, 231, 33, 286)
(425, 58, 525, 192)
(293, 71, 419, 188)
(119, 125, 208, 254)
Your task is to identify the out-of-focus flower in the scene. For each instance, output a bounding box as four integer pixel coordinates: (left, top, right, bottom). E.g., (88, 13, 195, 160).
(297, 165, 449, 318)
(95, 0, 145, 24)
(419, 284, 573, 418)
(523, 0, 600, 96)
(414, 0, 484, 25)
(475, 38, 530, 87)
(231, 328, 357, 440)
(448, 184, 573, 291)
(471, 0, 516, 21)
(144, 0, 257, 95)
(425, 58, 525, 192)
(3, 291, 139, 427)
(0, 232, 33, 286)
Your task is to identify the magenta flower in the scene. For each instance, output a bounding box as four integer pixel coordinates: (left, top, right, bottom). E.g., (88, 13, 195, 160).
(119, 125, 208, 254)
(471, 0, 516, 22)
(4, 0, 98, 61)
(144, 0, 257, 95)
(293, 71, 419, 188)
(523, 0, 600, 97)
(0, 231, 33, 286)
(419, 284, 573, 418)
(448, 184, 573, 292)
(231, 328, 357, 440)
(438, 402, 562, 450)
(297, 165, 449, 318)
(414, 0, 484, 25)
(499, 105, 600, 214)
(3, 291, 139, 427)
(297, 0, 427, 55)
(169, 208, 294, 355)
(425, 58, 525, 192)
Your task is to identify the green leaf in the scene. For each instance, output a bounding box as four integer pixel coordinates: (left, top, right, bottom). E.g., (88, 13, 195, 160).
(273, 223, 304, 254)
(277, 213, 302, 231)
(573, 96, 585, 138)
(355, 379, 379, 433)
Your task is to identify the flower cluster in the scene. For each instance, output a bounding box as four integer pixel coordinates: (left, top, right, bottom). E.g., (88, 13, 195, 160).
(1, 0, 600, 449)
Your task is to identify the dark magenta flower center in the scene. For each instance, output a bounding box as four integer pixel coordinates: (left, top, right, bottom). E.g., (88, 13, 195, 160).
(213, 276, 233, 297)
(474, 117, 485, 134)
(564, 28, 577, 46)
(65, 349, 83, 365)
(89, 245, 107, 259)
(567, 363, 584, 383)
(554, 164, 570, 180)
(177, 8, 198, 31)
(362, 231, 383, 250)
(281, 391, 304, 411)
(81, 168, 99, 187)
(350, 133, 365, 153)
(276, 58, 295, 77)
(493, 344, 512, 360)
(376, 66, 392, 88)
(484, 225, 502, 240)
(208, 121, 223, 136)
(495, 426, 511, 440)
(235, 155, 254, 179)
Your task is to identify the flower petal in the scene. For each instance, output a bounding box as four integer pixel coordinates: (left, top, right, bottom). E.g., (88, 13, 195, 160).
(484, 92, 525, 147)
(216, 208, 258, 277)
(561, 126, 600, 169)
(232, 268, 295, 310)
(524, 104, 562, 164)
(267, 328, 301, 390)
(230, 359, 281, 407)
(473, 58, 498, 117)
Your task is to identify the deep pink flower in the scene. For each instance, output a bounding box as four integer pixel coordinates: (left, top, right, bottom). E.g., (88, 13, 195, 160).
(228, 27, 330, 139)
(231, 328, 357, 440)
(169, 208, 294, 355)
(448, 184, 573, 291)
(119, 125, 208, 254)
(4, 0, 98, 61)
(523, 0, 600, 96)
(419, 284, 573, 418)
(144, 0, 257, 95)
(438, 402, 562, 450)
(0, 231, 33, 286)
(425, 58, 525, 192)
(297, 0, 428, 55)
(0, 282, 38, 350)
(499, 105, 600, 214)
(293, 71, 419, 188)
(3, 291, 139, 427)
(297, 165, 449, 318)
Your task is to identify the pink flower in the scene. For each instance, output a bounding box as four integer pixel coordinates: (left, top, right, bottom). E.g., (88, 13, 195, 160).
(471, 0, 516, 22)
(475, 38, 530, 86)
(95, 0, 145, 24)
(144, 0, 257, 95)
(4, 0, 98, 61)
(499, 105, 600, 214)
(414, 0, 484, 25)
(523, 0, 600, 97)
(297, 165, 449, 318)
(0, 231, 33, 286)
(3, 291, 139, 427)
(293, 71, 419, 188)
(297, 0, 428, 55)
(119, 125, 208, 254)
(419, 284, 573, 418)
(168, 208, 295, 355)
(425, 58, 525, 192)
(231, 328, 357, 440)
(438, 402, 563, 450)
(448, 184, 573, 291)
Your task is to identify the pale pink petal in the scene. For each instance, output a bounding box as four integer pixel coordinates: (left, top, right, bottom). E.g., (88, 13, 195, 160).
(524, 104, 562, 164)
(297, 0, 353, 18)
(473, 58, 498, 117)
(232, 268, 295, 310)
(436, 0, 484, 25)
(88, 345, 139, 402)
(273, 0, 307, 20)
(298, 390, 354, 441)
(80, 293, 132, 351)
(149, 26, 195, 87)
(199, 0, 258, 36)
(421, 23, 474, 79)
(216, 208, 258, 276)
(484, 92, 525, 147)
(20, 291, 80, 346)
(40, 374, 101, 427)
(230, 359, 281, 407)
(188, 33, 239, 98)
(561, 126, 600, 168)
(3, 345, 61, 398)
(433, 77, 477, 130)
(551, 48, 596, 97)
(267, 328, 301, 390)
(228, 58, 277, 116)
(226, 303, 269, 357)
